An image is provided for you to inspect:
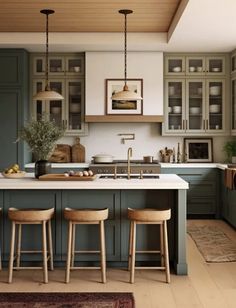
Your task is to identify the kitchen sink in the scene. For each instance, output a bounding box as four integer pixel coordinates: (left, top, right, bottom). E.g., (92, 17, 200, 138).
(99, 175, 159, 179)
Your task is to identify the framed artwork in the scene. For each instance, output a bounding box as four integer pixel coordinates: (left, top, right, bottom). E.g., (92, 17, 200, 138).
(106, 78, 143, 115)
(184, 138, 213, 162)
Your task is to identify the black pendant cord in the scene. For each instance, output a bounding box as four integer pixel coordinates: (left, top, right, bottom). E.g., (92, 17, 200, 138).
(45, 12, 49, 90)
(40, 9, 55, 91)
(124, 12, 127, 87)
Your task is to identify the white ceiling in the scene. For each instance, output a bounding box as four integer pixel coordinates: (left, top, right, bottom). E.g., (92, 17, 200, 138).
(0, 0, 236, 53)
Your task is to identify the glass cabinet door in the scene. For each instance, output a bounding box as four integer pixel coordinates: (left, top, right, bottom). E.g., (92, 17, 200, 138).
(232, 79, 236, 131)
(47, 81, 65, 126)
(165, 56, 185, 75)
(186, 57, 205, 75)
(66, 56, 84, 75)
(186, 80, 205, 132)
(165, 80, 185, 132)
(49, 57, 64, 75)
(33, 57, 46, 76)
(33, 80, 45, 120)
(206, 80, 224, 131)
(206, 57, 225, 75)
(66, 80, 84, 132)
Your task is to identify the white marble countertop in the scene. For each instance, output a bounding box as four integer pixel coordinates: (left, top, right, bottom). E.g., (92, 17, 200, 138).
(0, 173, 188, 190)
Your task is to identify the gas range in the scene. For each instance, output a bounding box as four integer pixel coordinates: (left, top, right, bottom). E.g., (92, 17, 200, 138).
(89, 160, 161, 174)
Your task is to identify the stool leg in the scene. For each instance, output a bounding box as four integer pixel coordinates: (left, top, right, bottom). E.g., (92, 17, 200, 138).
(8, 221, 16, 283)
(163, 221, 170, 283)
(65, 221, 73, 283)
(42, 220, 48, 283)
(130, 221, 136, 284)
(16, 224, 22, 268)
(160, 223, 164, 267)
(48, 220, 54, 271)
(100, 220, 106, 283)
(71, 224, 76, 267)
(128, 220, 133, 271)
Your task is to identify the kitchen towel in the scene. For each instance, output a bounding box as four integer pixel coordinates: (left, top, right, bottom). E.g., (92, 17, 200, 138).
(224, 168, 236, 190)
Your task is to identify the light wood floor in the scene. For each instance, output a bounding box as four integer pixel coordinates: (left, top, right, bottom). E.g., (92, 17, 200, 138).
(0, 220, 235, 308)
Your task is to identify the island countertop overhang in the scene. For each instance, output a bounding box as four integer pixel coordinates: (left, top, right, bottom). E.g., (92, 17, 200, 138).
(0, 173, 189, 190)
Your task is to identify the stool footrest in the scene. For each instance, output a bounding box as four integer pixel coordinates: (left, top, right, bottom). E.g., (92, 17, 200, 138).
(70, 266, 101, 270)
(74, 250, 100, 254)
(13, 266, 44, 270)
(135, 250, 161, 254)
(135, 266, 166, 270)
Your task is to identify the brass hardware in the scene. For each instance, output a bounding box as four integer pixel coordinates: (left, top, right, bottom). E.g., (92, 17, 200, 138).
(113, 165, 117, 179)
(140, 169, 143, 179)
(127, 147, 133, 179)
(118, 133, 135, 144)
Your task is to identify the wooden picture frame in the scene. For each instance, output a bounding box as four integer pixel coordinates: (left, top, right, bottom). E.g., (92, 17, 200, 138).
(184, 138, 213, 163)
(105, 78, 143, 115)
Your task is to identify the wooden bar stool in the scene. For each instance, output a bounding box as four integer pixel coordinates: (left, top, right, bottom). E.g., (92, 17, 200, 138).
(8, 207, 54, 283)
(64, 207, 109, 283)
(128, 207, 171, 284)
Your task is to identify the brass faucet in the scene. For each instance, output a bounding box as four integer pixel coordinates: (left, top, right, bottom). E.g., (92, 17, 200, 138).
(127, 147, 133, 179)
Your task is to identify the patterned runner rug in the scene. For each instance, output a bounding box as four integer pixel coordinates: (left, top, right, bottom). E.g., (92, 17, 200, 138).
(187, 225, 236, 262)
(0, 292, 135, 308)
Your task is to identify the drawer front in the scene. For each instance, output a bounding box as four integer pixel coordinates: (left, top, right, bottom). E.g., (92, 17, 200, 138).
(187, 180, 216, 197)
(188, 197, 216, 215)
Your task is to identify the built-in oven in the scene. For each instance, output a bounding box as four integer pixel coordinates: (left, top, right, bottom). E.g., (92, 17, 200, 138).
(89, 160, 161, 174)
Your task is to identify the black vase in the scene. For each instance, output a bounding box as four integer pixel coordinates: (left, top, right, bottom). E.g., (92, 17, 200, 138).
(35, 160, 51, 179)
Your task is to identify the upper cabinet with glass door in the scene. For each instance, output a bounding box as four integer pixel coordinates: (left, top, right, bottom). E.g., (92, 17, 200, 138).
(165, 54, 226, 76)
(31, 53, 88, 136)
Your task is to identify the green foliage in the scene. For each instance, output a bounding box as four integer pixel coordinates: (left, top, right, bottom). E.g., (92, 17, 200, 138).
(223, 139, 236, 161)
(19, 118, 65, 160)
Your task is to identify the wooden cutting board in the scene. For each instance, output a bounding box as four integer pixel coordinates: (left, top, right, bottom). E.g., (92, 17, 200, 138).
(38, 174, 97, 181)
(49, 144, 71, 163)
(72, 138, 85, 163)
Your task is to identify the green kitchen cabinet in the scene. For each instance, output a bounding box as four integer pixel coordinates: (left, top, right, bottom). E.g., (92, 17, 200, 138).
(61, 190, 121, 262)
(162, 168, 218, 217)
(2, 190, 61, 262)
(0, 49, 29, 171)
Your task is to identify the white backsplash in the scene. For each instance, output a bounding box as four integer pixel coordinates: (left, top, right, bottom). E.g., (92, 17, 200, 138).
(59, 123, 231, 163)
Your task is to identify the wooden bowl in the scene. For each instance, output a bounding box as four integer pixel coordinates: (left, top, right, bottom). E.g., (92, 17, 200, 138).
(2, 171, 26, 179)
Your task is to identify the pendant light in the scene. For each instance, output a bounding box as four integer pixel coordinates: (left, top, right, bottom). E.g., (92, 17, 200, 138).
(111, 9, 142, 101)
(33, 9, 64, 101)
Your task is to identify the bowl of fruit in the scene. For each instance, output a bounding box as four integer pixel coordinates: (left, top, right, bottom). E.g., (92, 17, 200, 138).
(2, 164, 26, 178)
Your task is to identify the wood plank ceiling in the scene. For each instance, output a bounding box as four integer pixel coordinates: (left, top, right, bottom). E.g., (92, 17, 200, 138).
(0, 0, 181, 32)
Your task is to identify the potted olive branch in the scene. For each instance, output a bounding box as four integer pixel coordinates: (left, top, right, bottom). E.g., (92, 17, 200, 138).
(19, 117, 65, 178)
(223, 139, 236, 163)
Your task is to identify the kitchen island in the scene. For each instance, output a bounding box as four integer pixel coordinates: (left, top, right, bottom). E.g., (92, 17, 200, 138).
(0, 173, 188, 275)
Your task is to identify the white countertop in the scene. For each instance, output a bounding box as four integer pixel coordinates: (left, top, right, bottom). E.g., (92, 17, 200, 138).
(25, 163, 90, 168)
(0, 173, 188, 190)
(160, 163, 228, 170)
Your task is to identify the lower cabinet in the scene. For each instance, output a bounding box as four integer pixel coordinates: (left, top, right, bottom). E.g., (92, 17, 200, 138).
(162, 168, 218, 217)
(220, 170, 236, 228)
